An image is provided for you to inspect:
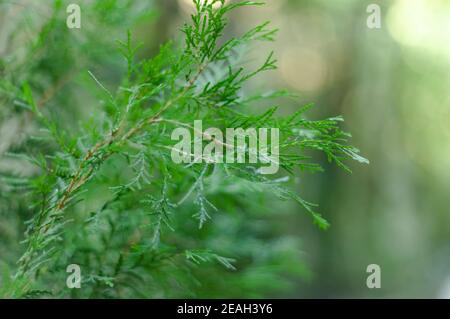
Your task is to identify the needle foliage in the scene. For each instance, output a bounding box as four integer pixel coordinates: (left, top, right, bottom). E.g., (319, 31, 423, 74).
(0, 0, 367, 298)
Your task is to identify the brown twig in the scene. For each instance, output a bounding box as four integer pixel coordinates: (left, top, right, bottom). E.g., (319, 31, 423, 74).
(55, 62, 208, 213)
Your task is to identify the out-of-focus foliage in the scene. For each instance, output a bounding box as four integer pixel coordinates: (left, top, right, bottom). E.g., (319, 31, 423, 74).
(248, 0, 450, 298)
(138, 0, 450, 299)
(0, 0, 364, 298)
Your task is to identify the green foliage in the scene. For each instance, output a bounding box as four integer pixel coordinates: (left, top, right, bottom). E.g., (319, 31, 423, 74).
(0, 0, 367, 298)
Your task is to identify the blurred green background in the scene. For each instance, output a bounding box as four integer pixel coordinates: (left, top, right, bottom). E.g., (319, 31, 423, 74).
(1, 0, 450, 298)
(145, 0, 450, 298)
(244, 0, 450, 298)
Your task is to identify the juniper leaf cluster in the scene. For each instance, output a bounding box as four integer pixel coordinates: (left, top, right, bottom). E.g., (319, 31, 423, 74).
(0, 0, 367, 298)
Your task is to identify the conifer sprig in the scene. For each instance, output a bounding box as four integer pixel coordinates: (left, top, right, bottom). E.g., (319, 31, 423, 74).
(0, 0, 367, 298)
